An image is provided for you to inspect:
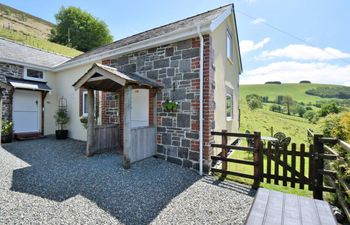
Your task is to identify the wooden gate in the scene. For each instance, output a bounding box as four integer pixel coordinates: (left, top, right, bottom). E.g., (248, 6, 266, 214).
(211, 129, 350, 223)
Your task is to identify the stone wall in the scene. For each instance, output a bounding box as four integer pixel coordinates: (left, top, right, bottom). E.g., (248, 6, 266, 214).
(0, 63, 24, 121)
(102, 36, 215, 171)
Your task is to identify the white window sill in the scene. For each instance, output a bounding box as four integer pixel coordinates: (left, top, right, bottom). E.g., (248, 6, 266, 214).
(226, 117, 232, 121)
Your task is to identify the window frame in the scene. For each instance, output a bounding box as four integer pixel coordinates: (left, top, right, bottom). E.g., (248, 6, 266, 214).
(226, 94, 233, 121)
(226, 30, 234, 63)
(82, 91, 96, 116)
(24, 67, 45, 81)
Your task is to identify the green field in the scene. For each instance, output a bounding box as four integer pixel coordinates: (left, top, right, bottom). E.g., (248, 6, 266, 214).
(240, 83, 339, 103)
(0, 28, 82, 58)
(223, 83, 346, 196)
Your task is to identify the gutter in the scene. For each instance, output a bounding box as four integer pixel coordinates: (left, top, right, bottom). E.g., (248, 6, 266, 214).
(197, 26, 204, 176)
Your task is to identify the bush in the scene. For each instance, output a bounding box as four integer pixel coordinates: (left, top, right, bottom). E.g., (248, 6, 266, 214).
(305, 106, 313, 111)
(318, 103, 341, 117)
(294, 105, 306, 117)
(265, 81, 282, 84)
(246, 94, 263, 103)
(2, 120, 13, 135)
(319, 113, 349, 141)
(247, 98, 263, 110)
(270, 104, 283, 113)
(304, 111, 318, 123)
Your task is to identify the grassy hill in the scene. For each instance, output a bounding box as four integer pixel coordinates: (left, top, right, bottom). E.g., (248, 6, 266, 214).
(240, 83, 339, 104)
(0, 3, 82, 57)
(239, 83, 346, 144)
(224, 83, 347, 196)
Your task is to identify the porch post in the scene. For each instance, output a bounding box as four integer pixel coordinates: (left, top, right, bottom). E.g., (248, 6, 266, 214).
(86, 89, 95, 156)
(123, 85, 132, 169)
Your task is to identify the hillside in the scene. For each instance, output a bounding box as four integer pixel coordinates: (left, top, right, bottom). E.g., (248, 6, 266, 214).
(240, 83, 340, 103)
(239, 83, 347, 144)
(0, 3, 82, 57)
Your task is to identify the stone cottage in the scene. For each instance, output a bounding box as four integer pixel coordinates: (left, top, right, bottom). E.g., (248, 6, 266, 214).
(0, 4, 242, 174)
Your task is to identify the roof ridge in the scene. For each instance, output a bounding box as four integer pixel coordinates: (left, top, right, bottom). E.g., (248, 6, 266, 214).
(0, 37, 72, 59)
(76, 4, 233, 58)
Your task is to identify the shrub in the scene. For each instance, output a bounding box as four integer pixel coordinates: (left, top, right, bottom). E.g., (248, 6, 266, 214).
(305, 106, 313, 111)
(319, 114, 346, 140)
(304, 111, 318, 123)
(270, 104, 282, 113)
(318, 103, 341, 117)
(2, 120, 13, 136)
(246, 94, 263, 102)
(247, 98, 263, 110)
(295, 105, 306, 117)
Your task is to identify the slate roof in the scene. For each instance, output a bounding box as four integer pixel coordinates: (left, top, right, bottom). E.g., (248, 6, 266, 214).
(60, 4, 233, 67)
(73, 63, 163, 90)
(0, 38, 70, 68)
(6, 77, 52, 91)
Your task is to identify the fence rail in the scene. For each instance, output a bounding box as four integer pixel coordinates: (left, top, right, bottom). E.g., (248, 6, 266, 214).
(211, 129, 350, 223)
(307, 128, 350, 223)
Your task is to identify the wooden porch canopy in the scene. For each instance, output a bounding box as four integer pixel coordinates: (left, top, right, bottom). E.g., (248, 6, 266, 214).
(73, 63, 163, 91)
(72, 63, 162, 168)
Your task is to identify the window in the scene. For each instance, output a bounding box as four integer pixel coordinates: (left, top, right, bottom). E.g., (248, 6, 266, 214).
(25, 68, 44, 81)
(83, 92, 88, 116)
(82, 91, 96, 116)
(226, 94, 233, 121)
(226, 30, 233, 62)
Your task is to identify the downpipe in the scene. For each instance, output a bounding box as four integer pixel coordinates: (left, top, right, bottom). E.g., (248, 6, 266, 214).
(197, 26, 204, 176)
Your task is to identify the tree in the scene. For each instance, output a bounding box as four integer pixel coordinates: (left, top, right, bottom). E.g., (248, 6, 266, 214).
(269, 104, 282, 113)
(246, 94, 263, 111)
(318, 102, 341, 117)
(247, 98, 263, 110)
(304, 111, 318, 123)
(282, 96, 293, 115)
(50, 6, 113, 52)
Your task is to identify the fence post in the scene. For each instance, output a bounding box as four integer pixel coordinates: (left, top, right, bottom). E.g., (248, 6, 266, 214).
(253, 131, 262, 189)
(220, 130, 228, 180)
(313, 134, 324, 200)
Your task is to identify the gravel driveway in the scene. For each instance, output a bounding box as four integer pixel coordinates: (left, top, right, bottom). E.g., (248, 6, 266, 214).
(0, 137, 255, 225)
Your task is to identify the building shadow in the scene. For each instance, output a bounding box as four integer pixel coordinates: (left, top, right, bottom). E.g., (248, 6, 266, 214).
(6, 137, 200, 225)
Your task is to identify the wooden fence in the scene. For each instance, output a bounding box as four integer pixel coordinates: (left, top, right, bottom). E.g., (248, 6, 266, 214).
(307, 129, 350, 222)
(129, 126, 156, 163)
(211, 129, 350, 223)
(92, 124, 119, 153)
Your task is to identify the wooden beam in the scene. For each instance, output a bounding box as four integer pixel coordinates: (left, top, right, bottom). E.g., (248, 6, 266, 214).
(123, 85, 132, 169)
(86, 89, 95, 156)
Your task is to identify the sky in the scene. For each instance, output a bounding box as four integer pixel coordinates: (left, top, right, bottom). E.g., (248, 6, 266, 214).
(1, 0, 349, 85)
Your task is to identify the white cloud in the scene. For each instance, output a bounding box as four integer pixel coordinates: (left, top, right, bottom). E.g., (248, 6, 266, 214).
(240, 38, 270, 54)
(259, 44, 350, 61)
(251, 18, 266, 25)
(241, 61, 350, 85)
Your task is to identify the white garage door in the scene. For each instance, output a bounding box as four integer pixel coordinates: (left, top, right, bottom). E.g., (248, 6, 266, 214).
(13, 90, 41, 133)
(131, 89, 149, 128)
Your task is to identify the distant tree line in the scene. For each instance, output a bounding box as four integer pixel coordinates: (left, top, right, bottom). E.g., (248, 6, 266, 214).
(306, 86, 350, 99)
(246, 93, 346, 124)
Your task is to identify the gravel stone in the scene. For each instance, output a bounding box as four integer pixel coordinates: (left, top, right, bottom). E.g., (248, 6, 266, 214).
(0, 137, 254, 225)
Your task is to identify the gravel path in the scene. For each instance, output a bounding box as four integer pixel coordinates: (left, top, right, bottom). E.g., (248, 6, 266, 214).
(0, 137, 254, 225)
